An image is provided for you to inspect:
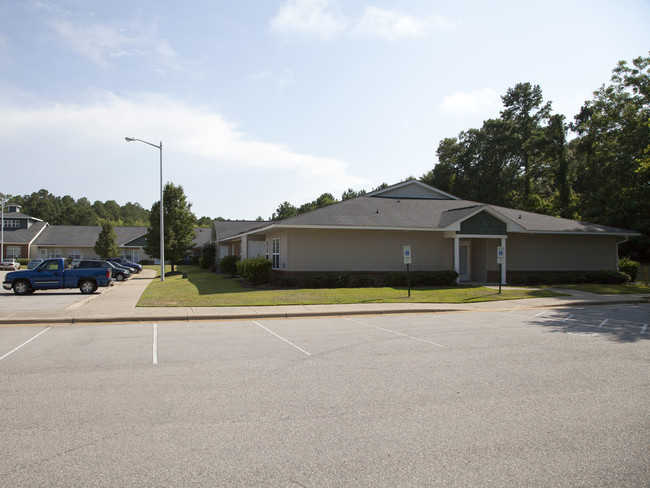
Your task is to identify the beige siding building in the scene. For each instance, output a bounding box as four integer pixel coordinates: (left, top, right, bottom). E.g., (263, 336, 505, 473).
(213, 181, 638, 283)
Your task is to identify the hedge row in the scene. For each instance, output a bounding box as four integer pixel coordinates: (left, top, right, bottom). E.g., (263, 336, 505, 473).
(278, 270, 458, 289)
(384, 270, 458, 287)
(509, 270, 630, 286)
(281, 272, 377, 289)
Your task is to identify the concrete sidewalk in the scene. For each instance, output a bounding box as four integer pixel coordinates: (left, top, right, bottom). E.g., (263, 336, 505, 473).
(1, 269, 648, 325)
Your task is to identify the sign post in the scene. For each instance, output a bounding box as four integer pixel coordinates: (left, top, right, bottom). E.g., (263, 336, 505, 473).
(403, 246, 412, 297)
(496, 246, 505, 294)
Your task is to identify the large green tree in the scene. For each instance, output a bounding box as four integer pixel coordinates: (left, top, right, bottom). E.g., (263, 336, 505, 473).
(94, 221, 119, 259)
(144, 183, 197, 272)
(571, 54, 650, 259)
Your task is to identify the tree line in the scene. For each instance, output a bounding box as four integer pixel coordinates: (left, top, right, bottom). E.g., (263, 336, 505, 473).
(268, 54, 649, 261)
(4, 189, 213, 227)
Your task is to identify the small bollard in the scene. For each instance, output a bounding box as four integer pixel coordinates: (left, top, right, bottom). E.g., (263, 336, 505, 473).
(182, 272, 188, 279)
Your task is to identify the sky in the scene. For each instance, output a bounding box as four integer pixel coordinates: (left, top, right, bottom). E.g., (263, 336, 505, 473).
(0, 1, 648, 220)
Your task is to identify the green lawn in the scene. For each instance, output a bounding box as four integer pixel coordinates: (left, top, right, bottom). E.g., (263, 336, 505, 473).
(551, 283, 650, 295)
(138, 266, 564, 307)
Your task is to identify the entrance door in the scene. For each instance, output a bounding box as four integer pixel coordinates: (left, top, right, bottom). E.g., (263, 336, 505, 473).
(459, 241, 471, 281)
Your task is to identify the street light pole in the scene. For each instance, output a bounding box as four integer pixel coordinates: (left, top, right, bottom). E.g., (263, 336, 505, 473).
(125, 137, 165, 281)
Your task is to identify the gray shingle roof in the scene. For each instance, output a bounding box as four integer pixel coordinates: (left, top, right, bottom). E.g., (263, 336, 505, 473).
(193, 227, 211, 247)
(213, 220, 269, 240)
(1, 221, 48, 244)
(34, 226, 148, 247)
(251, 192, 636, 236)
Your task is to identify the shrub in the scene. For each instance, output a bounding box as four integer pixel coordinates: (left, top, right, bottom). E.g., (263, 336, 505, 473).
(352, 274, 376, 288)
(236, 256, 272, 285)
(302, 273, 328, 289)
(384, 272, 407, 287)
(325, 272, 351, 288)
(220, 255, 239, 276)
(202, 243, 216, 269)
(618, 257, 639, 281)
(585, 271, 630, 284)
(280, 275, 301, 288)
(384, 270, 458, 287)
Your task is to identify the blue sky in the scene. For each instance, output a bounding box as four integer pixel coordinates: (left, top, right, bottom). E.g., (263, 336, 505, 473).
(1, 0, 648, 220)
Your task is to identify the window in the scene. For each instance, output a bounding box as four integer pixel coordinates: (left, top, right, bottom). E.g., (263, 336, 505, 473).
(3, 220, 20, 228)
(6, 246, 21, 258)
(271, 238, 280, 269)
(41, 248, 62, 259)
(68, 249, 82, 259)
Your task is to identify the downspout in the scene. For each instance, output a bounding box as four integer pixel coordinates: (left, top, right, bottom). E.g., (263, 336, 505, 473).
(615, 236, 628, 270)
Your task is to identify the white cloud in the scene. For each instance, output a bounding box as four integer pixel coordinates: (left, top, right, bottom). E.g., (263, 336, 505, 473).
(48, 18, 182, 72)
(439, 89, 502, 118)
(270, 2, 458, 41)
(270, 0, 348, 40)
(352, 7, 458, 39)
(0, 92, 366, 218)
(249, 69, 295, 89)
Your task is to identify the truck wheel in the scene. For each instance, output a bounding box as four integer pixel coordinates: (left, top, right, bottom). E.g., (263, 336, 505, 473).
(13, 280, 31, 295)
(79, 280, 98, 294)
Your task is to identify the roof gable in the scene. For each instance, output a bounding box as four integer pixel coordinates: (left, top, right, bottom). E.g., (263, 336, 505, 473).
(367, 181, 459, 200)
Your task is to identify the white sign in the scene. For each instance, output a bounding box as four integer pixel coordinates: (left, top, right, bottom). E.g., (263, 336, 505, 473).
(403, 246, 412, 264)
(496, 246, 505, 264)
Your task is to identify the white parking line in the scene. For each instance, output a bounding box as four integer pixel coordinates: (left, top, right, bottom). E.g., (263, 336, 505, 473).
(0, 327, 51, 362)
(252, 321, 311, 356)
(642, 324, 648, 334)
(344, 318, 444, 348)
(598, 319, 609, 328)
(153, 323, 158, 365)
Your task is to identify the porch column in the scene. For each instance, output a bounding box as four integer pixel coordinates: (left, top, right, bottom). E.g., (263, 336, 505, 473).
(454, 236, 460, 284)
(501, 237, 507, 285)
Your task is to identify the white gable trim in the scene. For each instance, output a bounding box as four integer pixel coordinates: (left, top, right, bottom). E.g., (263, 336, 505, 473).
(442, 205, 527, 232)
(367, 180, 460, 200)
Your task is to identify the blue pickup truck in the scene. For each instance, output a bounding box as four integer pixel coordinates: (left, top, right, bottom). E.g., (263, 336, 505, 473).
(2, 258, 114, 295)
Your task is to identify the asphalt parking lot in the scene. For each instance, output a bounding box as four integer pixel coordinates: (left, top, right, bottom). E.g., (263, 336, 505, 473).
(1, 306, 648, 487)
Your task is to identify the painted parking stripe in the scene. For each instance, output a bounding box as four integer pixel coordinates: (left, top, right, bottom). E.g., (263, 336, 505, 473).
(252, 321, 311, 356)
(153, 323, 158, 365)
(0, 327, 51, 362)
(344, 317, 444, 348)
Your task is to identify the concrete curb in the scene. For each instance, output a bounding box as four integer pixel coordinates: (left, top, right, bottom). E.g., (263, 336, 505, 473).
(1, 296, 646, 326)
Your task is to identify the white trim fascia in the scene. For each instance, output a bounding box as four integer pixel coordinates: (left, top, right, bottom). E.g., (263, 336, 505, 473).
(220, 224, 449, 242)
(449, 234, 508, 239)
(121, 233, 147, 247)
(27, 222, 49, 247)
(219, 223, 640, 243)
(511, 230, 641, 237)
(442, 205, 527, 232)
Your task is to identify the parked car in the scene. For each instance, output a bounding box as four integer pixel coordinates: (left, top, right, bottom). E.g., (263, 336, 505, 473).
(0, 259, 21, 270)
(27, 259, 43, 269)
(70, 259, 83, 269)
(106, 257, 142, 273)
(77, 260, 130, 282)
(3, 258, 113, 295)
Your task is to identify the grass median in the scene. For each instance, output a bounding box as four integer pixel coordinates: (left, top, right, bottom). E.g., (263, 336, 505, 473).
(137, 265, 564, 307)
